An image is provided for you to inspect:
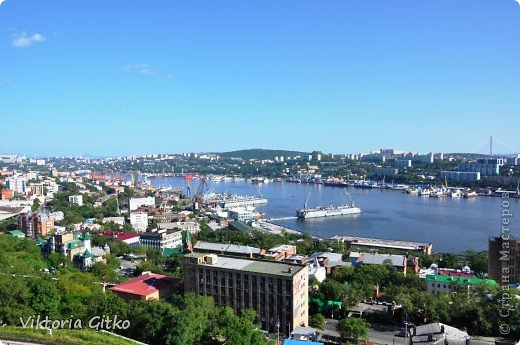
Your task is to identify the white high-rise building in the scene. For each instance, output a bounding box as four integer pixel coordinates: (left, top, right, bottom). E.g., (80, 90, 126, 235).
(130, 212, 149, 232)
(6, 176, 26, 194)
(69, 195, 84, 206)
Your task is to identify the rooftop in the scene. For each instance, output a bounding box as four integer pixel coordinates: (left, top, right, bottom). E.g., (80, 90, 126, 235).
(412, 322, 469, 345)
(426, 274, 497, 286)
(228, 221, 253, 232)
(185, 253, 306, 277)
(110, 273, 171, 297)
(358, 253, 406, 267)
(283, 340, 323, 345)
(332, 235, 431, 250)
(194, 241, 262, 255)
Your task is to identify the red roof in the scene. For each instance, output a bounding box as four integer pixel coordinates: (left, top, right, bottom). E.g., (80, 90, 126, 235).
(99, 231, 139, 241)
(437, 268, 474, 278)
(110, 273, 169, 297)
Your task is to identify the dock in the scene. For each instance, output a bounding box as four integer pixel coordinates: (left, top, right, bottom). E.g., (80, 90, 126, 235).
(267, 216, 298, 221)
(255, 220, 323, 240)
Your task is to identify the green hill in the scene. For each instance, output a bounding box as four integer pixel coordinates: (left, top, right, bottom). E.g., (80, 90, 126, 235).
(220, 148, 309, 160)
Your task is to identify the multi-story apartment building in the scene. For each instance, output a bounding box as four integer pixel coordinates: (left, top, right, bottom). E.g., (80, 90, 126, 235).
(68, 195, 83, 206)
(457, 158, 504, 176)
(139, 229, 182, 250)
(157, 221, 201, 235)
(5, 176, 26, 194)
(18, 212, 55, 238)
(130, 211, 148, 232)
(440, 171, 481, 182)
(489, 236, 520, 285)
(184, 253, 308, 336)
(30, 183, 45, 196)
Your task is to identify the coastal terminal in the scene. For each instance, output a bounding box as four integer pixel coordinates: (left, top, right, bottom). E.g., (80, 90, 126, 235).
(256, 220, 433, 255)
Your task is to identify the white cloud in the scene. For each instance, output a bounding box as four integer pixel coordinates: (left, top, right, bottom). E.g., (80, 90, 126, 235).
(124, 63, 153, 75)
(0, 0, 6, 6)
(12, 32, 46, 48)
(516, 0, 520, 6)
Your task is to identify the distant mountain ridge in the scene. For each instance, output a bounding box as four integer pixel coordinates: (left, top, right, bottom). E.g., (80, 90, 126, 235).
(220, 148, 309, 160)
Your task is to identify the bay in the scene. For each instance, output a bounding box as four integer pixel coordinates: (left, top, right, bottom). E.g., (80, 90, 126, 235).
(150, 177, 519, 253)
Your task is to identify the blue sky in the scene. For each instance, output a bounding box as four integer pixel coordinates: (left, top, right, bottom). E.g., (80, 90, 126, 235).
(1, 1, 519, 157)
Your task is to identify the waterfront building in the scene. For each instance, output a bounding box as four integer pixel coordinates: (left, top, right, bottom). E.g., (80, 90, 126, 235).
(373, 167, 399, 175)
(440, 171, 481, 182)
(129, 196, 155, 211)
(228, 207, 254, 222)
(331, 236, 432, 255)
(488, 236, 520, 285)
(184, 253, 309, 335)
(130, 211, 148, 232)
(457, 158, 504, 176)
(425, 274, 496, 295)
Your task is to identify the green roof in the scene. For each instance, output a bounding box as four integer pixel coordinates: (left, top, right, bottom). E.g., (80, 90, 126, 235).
(426, 274, 497, 286)
(162, 248, 181, 257)
(83, 249, 93, 258)
(67, 239, 83, 249)
(83, 232, 91, 240)
(35, 236, 45, 245)
(228, 221, 253, 232)
(7, 230, 25, 238)
(310, 298, 343, 309)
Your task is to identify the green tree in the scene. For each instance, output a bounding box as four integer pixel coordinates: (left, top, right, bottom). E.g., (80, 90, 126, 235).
(464, 250, 488, 275)
(337, 318, 370, 344)
(28, 278, 61, 318)
(320, 280, 349, 302)
(31, 198, 41, 212)
(0, 275, 32, 325)
(309, 313, 326, 330)
(439, 253, 459, 269)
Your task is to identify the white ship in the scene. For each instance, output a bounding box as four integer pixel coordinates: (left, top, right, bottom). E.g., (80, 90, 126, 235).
(296, 192, 361, 219)
(218, 195, 268, 209)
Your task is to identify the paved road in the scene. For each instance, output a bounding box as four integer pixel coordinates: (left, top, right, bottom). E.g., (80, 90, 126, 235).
(116, 258, 140, 277)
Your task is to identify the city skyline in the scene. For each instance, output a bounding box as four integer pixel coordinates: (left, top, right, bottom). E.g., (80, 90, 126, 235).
(1, 1, 520, 156)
